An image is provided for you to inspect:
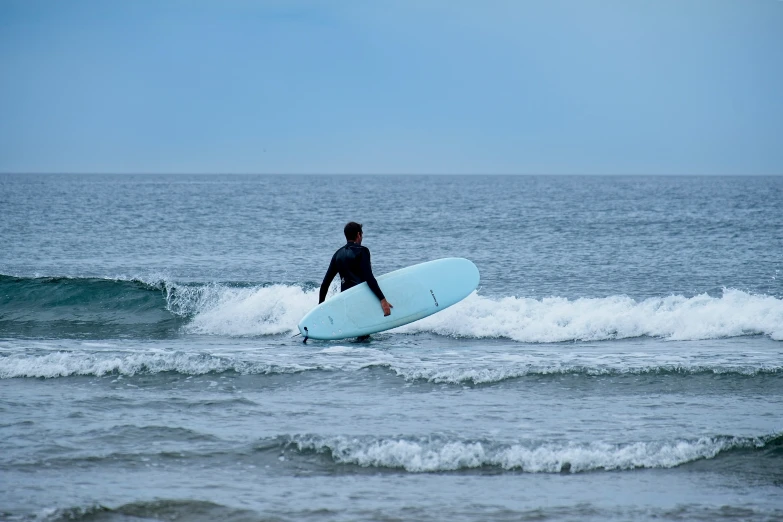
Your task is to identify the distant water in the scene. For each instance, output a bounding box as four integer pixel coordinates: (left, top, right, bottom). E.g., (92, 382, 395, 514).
(1, 174, 781, 522)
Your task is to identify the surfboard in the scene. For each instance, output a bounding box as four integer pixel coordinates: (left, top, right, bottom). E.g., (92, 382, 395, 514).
(298, 257, 479, 341)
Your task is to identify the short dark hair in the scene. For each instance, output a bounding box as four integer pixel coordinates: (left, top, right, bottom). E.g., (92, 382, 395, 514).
(344, 222, 363, 241)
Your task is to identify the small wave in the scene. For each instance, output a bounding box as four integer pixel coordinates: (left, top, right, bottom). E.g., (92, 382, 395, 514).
(39, 499, 257, 522)
(178, 286, 783, 341)
(32, 499, 783, 522)
(0, 351, 327, 379)
(0, 274, 319, 338)
(2, 274, 781, 342)
(397, 289, 783, 342)
(175, 283, 317, 336)
(375, 363, 782, 385)
(283, 433, 782, 473)
(1, 350, 779, 380)
(77, 424, 224, 444)
(39, 431, 778, 474)
(0, 274, 183, 338)
(0, 275, 170, 320)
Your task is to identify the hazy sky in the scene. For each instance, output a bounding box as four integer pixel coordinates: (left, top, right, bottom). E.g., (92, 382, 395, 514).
(1, 0, 781, 175)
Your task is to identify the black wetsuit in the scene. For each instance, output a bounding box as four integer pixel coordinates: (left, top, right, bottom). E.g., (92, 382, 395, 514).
(319, 241, 385, 304)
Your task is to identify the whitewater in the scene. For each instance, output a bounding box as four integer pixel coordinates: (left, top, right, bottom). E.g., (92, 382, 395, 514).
(3, 275, 782, 341)
(168, 279, 783, 341)
(1, 174, 782, 522)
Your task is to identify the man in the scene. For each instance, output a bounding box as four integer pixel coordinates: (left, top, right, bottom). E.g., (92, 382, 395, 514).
(319, 222, 393, 316)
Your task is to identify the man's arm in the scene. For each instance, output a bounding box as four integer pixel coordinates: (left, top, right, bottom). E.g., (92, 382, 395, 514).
(361, 249, 393, 316)
(360, 249, 385, 301)
(319, 255, 338, 304)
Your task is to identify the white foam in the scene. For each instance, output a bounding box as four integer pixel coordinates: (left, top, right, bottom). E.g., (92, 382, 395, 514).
(175, 284, 317, 336)
(290, 434, 771, 473)
(1, 347, 776, 381)
(381, 362, 780, 384)
(395, 289, 783, 342)
(319, 346, 357, 354)
(153, 280, 783, 341)
(16, 273, 776, 342)
(0, 351, 321, 379)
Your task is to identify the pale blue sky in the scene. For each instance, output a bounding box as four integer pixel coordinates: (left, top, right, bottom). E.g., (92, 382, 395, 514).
(1, 0, 781, 174)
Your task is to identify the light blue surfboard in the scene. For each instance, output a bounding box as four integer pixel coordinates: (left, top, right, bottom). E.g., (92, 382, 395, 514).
(298, 258, 479, 340)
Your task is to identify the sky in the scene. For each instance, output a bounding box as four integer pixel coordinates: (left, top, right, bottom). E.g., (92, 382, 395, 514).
(0, 0, 781, 175)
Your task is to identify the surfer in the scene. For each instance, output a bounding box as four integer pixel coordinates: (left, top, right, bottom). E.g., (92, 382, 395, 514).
(319, 222, 393, 317)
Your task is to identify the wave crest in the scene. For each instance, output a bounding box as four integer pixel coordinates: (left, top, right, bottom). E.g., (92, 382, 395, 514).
(178, 285, 783, 342)
(172, 283, 316, 336)
(0, 351, 322, 379)
(1, 349, 779, 380)
(1, 274, 781, 341)
(397, 289, 783, 342)
(285, 433, 781, 473)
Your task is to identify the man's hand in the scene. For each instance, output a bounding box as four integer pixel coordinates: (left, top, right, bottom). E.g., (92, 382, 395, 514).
(381, 298, 393, 316)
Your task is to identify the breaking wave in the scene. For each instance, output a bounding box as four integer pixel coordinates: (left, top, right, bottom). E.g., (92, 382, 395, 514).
(282, 432, 782, 473)
(1, 274, 781, 341)
(398, 289, 783, 342)
(1, 349, 779, 380)
(0, 351, 326, 379)
(15, 428, 783, 474)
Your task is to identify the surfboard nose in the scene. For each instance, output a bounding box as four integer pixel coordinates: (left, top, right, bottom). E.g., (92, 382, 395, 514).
(439, 257, 480, 290)
(461, 258, 480, 288)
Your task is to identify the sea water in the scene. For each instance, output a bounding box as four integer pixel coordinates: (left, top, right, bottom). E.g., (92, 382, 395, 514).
(0, 174, 781, 521)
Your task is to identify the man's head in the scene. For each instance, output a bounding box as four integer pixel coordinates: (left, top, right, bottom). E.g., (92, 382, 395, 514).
(344, 222, 363, 244)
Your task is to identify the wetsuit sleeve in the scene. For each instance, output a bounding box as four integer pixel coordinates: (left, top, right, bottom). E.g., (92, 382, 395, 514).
(360, 249, 386, 301)
(319, 254, 338, 304)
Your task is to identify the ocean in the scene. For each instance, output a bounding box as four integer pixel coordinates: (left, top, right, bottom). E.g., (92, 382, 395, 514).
(1, 174, 781, 521)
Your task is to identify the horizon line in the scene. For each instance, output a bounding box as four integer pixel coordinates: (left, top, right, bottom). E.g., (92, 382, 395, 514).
(2, 172, 782, 177)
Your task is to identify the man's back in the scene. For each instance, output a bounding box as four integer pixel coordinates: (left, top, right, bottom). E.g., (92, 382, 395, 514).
(332, 242, 372, 291)
(319, 222, 392, 317)
(319, 241, 385, 303)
